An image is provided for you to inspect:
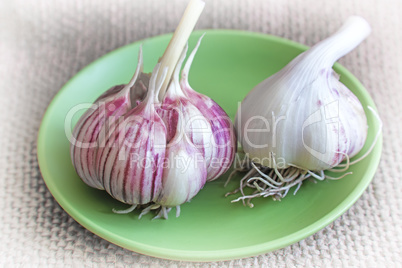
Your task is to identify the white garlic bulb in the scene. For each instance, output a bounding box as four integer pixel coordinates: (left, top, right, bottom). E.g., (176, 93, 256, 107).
(235, 16, 371, 171)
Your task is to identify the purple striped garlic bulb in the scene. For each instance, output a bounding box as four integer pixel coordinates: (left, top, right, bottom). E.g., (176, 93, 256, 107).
(70, 37, 236, 219)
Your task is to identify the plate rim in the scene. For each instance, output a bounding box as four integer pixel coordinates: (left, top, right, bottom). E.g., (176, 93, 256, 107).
(37, 29, 383, 262)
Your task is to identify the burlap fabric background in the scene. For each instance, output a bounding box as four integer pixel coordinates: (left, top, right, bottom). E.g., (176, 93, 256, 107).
(1, 0, 401, 266)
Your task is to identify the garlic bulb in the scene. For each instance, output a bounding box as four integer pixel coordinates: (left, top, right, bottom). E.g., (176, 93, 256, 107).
(229, 16, 377, 206)
(70, 1, 236, 219)
(71, 42, 235, 218)
(236, 16, 371, 171)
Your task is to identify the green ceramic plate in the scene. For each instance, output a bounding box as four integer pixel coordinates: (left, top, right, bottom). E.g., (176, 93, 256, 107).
(37, 30, 382, 262)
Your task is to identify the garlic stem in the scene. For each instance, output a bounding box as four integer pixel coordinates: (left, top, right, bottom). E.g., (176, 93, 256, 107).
(298, 16, 371, 73)
(156, 0, 205, 101)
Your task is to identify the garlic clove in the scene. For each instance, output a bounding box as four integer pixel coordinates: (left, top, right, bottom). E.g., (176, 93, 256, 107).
(159, 45, 214, 167)
(180, 36, 237, 181)
(156, 140, 207, 207)
(70, 48, 145, 189)
(155, 105, 207, 208)
(95, 64, 168, 205)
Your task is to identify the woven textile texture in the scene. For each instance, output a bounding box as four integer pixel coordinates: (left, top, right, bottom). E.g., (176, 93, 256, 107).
(1, 0, 401, 266)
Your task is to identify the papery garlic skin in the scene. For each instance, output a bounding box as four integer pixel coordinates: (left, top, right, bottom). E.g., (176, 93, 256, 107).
(236, 16, 371, 171)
